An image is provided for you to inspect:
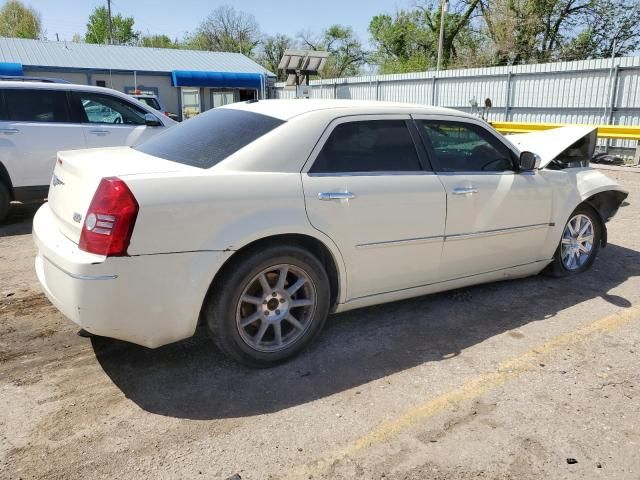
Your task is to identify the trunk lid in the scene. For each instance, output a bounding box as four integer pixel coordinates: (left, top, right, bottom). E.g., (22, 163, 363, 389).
(48, 146, 185, 244)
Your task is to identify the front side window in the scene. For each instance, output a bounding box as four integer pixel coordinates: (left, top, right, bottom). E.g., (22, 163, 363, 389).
(3, 89, 70, 123)
(310, 120, 422, 173)
(419, 121, 514, 172)
(79, 92, 147, 125)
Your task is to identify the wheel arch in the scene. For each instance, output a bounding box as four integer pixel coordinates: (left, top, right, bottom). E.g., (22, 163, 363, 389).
(204, 232, 347, 317)
(582, 189, 628, 247)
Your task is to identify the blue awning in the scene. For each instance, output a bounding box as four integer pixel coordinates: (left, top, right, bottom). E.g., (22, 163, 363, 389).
(0, 62, 23, 76)
(171, 70, 263, 89)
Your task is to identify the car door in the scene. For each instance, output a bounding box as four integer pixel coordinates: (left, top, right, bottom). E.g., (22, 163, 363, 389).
(301, 116, 447, 300)
(413, 115, 553, 280)
(72, 91, 161, 148)
(0, 87, 86, 190)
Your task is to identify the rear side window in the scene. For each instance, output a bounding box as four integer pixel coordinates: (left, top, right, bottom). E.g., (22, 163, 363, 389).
(4, 89, 70, 123)
(309, 120, 422, 173)
(134, 108, 285, 168)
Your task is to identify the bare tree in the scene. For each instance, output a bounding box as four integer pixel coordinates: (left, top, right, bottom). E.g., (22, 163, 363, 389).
(189, 5, 261, 55)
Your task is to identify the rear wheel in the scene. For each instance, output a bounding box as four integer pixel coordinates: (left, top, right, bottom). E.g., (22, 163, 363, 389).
(0, 182, 10, 223)
(546, 204, 601, 277)
(204, 245, 330, 367)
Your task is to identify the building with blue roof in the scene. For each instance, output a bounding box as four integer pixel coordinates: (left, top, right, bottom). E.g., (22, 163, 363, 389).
(0, 37, 276, 119)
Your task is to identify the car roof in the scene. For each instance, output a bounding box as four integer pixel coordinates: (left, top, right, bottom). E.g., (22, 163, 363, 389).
(0, 80, 129, 95)
(223, 99, 475, 121)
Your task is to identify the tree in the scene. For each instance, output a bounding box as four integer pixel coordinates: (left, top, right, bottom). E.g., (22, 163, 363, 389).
(569, 0, 640, 58)
(85, 6, 138, 45)
(0, 0, 42, 39)
(479, 0, 595, 64)
(140, 34, 179, 49)
(257, 34, 295, 80)
(369, 1, 482, 73)
(189, 5, 260, 55)
(298, 25, 366, 78)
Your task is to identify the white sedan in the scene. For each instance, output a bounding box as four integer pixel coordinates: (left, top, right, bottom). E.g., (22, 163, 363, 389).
(33, 100, 628, 367)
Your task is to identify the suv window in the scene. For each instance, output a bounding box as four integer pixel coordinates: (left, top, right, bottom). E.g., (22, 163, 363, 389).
(137, 97, 161, 110)
(419, 121, 513, 172)
(134, 108, 284, 168)
(3, 89, 70, 123)
(310, 120, 422, 173)
(78, 92, 147, 125)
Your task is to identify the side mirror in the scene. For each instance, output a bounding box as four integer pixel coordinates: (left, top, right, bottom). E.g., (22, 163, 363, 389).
(144, 113, 162, 127)
(517, 151, 541, 171)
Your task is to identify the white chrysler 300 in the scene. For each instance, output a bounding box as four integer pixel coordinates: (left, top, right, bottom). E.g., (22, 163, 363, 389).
(33, 100, 628, 367)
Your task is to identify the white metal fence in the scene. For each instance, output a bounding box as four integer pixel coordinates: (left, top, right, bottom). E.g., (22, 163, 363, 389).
(273, 57, 640, 140)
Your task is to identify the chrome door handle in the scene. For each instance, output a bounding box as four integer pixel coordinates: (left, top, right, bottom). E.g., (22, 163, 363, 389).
(452, 187, 478, 196)
(318, 192, 355, 201)
(89, 130, 109, 136)
(0, 128, 19, 135)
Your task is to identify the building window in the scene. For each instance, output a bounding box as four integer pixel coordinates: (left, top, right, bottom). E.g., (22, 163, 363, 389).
(96, 80, 106, 87)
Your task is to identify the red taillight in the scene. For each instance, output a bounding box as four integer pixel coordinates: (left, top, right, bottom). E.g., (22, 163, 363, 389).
(79, 177, 139, 256)
(164, 111, 170, 116)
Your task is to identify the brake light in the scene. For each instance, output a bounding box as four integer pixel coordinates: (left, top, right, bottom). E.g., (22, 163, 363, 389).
(79, 177, 139, 256)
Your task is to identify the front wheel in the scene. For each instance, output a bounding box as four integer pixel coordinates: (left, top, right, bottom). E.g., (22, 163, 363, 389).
(546, 204, 601, 277)
(204, 245, 331, 368)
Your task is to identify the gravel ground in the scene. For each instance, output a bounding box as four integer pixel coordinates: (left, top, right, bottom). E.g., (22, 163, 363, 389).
(1, 168, 639, 480)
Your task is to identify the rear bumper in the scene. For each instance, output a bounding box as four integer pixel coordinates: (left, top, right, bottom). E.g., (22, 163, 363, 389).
(33, 203, 230, 348)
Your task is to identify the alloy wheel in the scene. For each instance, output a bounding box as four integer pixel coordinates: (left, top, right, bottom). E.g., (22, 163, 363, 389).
(235, 264, 317, 352)
(561, 213, 595, 271)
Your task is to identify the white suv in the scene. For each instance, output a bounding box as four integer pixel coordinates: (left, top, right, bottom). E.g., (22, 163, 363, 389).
(0, 80, 176, 221)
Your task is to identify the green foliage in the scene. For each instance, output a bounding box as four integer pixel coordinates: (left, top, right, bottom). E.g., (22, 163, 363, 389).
(258, 34, 295, 80)
(368, 0, 481, 73)
(0, 0, 42, 39)
(140, 34, 179, 49)
(299, 25, 366, 78)
(85, 6, 138, 45)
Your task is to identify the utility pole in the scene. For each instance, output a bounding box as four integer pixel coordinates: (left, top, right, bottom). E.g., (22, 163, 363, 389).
(107, 0, 113, 45)
(436, 0, 447, 71)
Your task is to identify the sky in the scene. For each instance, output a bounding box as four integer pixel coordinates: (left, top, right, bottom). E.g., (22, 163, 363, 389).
(23, 0, 411, 48)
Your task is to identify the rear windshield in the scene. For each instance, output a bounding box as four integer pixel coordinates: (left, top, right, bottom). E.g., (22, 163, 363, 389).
(134, 108, 285, 168)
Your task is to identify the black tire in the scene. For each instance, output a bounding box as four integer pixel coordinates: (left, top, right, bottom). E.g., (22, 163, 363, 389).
(0, 182, 10, 223)
(545, 203, 602, 277)
(203, 244, 331, 368)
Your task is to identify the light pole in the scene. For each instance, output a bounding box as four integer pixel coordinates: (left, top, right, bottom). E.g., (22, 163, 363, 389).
(107, 0, 113, 45)
(436, 0, 448, 71)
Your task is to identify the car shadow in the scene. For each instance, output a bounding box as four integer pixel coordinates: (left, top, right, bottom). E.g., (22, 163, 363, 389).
(92, 243, 640, 420)
(0, 202, 41, 237)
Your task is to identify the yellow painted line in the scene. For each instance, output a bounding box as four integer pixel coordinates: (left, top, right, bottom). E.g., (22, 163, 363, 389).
(290, 306, 640, 478)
